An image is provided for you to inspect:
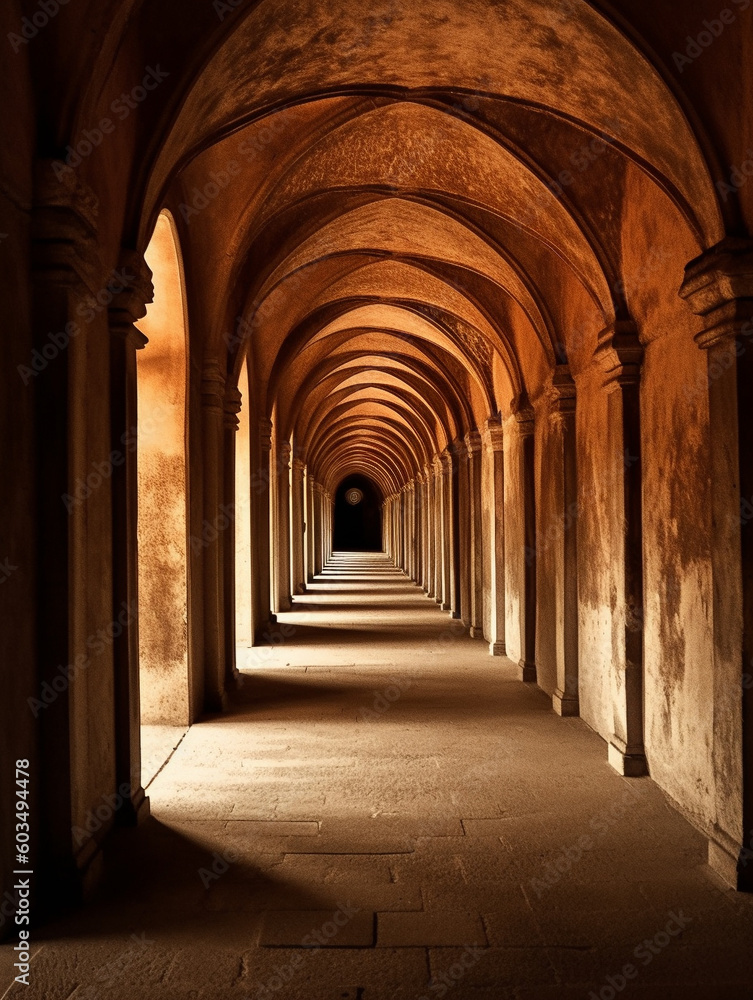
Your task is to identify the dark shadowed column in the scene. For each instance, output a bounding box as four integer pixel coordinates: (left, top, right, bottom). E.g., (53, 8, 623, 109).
(252, 417, 276, 639)
(484, 418, 506, 656)
(109, 248, 153, 826)
(201, 359, 227, 712)
(549, 367, 579, 716)
(223, 386, 242, 693)
(597, 323, 646, 776)
(467, 430, 484, 639)
(517, 408, 537, 682)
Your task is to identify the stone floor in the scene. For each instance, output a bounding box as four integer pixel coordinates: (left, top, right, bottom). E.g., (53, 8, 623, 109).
(3, 552, 753, 999)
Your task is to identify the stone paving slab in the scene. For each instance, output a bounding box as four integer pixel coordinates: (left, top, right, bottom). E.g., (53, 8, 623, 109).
(259, 909, 375, 947)
(377, 912, 487, 947)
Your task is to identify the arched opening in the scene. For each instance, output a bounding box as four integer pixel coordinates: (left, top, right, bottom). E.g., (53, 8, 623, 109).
(235, 358, 254, 659)
(135, 210, 191, 729)
(333, 474, 383, 552)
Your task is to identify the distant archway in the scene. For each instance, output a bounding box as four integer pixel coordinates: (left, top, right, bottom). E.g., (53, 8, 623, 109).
(333, 475, 382, 552)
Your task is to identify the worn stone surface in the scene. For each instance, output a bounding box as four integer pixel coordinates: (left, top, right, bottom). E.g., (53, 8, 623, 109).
(3, 557, 753, 998)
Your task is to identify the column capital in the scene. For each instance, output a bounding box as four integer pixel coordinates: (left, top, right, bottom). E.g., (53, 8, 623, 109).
(483, 417, 504, 452)
(594, 320, 643, 387)
(546, 364, 576, 412)
(511, 393, 535, 432)
(259, 417, 273, 452)
(680, 238, 753, 350)
(278, 440, 292, 468)
(433, 454, 444, 474)
(465, 429, 482, 454)
(108, 249, 153, 351)
(32, 161, 103, 293)
(202, 360, 226, 414)
(292, 457, 306, 475)
(223, 386, 242, 431)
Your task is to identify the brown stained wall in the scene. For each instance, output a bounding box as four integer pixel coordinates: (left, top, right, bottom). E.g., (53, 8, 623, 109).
(622, 166, 717, 829)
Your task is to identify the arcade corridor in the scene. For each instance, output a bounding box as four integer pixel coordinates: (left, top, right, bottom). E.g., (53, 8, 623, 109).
(3, 2, 753, 997)
(2, 553, 752, 999)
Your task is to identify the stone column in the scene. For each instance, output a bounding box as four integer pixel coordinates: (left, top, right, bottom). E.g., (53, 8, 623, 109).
(291, 457, 306, 595)
(252, 418, 275, 639)
(457, 440, 472, 628)
(431, 461, 441, 600)
(596, 324, 646, 776)
(516, 408, 537, 682)
(406, 483, 415, 580)
(680, 239, 753, 889)
(442, 447, 460, 616)
(274, 440, 292, 613)
(420, 473, 428, 589)
(108, 249, 153, 829)
(549, 368, 579, 715)
(223, 387, 242, 692)
(467, 430, 484, 638)
(324, 486, 331, 567)
(312, 482, 323, 575)
(483, 419, 507, 656)
(201, 360, 227, 711)
(305, 469, 315, 582)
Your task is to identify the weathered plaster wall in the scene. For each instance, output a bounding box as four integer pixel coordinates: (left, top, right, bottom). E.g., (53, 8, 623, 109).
(622, 166, 717, 832)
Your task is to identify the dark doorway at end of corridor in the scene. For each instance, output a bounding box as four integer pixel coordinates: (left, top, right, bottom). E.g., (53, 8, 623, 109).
(334, 474, 383, 552)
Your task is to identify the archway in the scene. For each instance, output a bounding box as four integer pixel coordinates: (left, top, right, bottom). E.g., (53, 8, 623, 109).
(333, 474, 383, 552)
(135, 210, 192, 727)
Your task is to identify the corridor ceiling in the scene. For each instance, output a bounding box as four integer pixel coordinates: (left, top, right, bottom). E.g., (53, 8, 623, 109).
(51, 0, 725, 498)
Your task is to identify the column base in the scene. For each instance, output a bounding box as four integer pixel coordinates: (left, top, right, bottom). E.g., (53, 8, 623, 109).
(552, 690, 579, 717)
(607, 740, 648, 777)
(489, 641, 506, 657)
(708, 828, 753, 891)
(440, 602, 451, 611)
(518, 659, 537, 683)
(118, 784, 151, 828)
(469, 625, 484, 639)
